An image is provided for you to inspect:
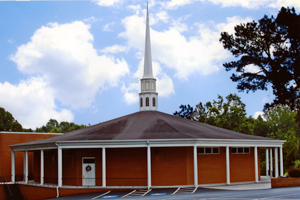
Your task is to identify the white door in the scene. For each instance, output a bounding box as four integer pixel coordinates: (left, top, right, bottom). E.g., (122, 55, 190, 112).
(82, 158, 95, 186)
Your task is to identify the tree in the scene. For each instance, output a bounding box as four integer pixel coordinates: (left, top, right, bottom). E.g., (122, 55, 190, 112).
(35, 119, 87, 133)
(0, 107, 23, 132)
(220, 7, 300, 109)
(173, 104, 194, 119)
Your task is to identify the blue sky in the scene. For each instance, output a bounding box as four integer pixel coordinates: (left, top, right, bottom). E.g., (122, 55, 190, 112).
(1, 0, 299, 129)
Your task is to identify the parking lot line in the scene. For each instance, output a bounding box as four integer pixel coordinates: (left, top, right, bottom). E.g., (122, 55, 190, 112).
(171, 187, 180, 195)
(92, 191, 111, 199)
(122, 190, 136, 198)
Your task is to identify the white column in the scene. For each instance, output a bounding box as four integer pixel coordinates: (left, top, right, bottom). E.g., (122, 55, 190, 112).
(274, 147, 278, 178)
(226, 146, 230, 185)
(270, 148, 273, 177)
(41, 150, 44, 185)
(254, 147, 259, 182)
(193, 146, 198, 187)
(102, 147, 106, 187)
(147, 145, 151, 189)
(11, 151, 15, 183)
(58, 148, 62, 187)
(280, 147, 284, 176)
(266, 149, 269, 176)
(24, 151, 28, 183)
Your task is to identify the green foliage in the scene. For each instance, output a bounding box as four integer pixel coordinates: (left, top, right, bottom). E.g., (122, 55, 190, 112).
(0, 107, 23, 132)
(35, 119, 87, 133)
(220, 7, 300, 109)
(173, 104, 194, 119)
(294, 160, 300, 168)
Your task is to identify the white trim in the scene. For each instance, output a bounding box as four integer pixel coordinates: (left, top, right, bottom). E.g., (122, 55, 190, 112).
(254, 146, 258, 182)
(11, 151, 15, 183)
(231, 147, 251, 154)
(280, 147, 284, 176)
(226, 146, 230, 185)
(147, 145, 151, 189)
(197, 147, 220, 154)
(193, 146, 198, 187)
(10, 138, 285, 152)
(41, 150, 44, 185)
(102, 148, 106, 187)
(58, 148, 62, 187)
(24, 151, 28, 183)
(266, 149, 269, 176)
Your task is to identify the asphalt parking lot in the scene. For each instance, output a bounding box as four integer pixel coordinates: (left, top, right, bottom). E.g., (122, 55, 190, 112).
(48, 186, 300, 200)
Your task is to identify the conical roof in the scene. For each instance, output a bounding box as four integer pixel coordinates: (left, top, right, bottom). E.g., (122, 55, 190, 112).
(11, 111, 275, 148)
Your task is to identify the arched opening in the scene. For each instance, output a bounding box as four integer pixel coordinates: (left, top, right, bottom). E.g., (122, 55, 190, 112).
(146, 97, 149, 107)
(153, 97, 155, 107)
(140, 98, 143, 107)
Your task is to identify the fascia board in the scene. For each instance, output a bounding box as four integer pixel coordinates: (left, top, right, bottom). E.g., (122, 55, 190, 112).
(10, 138, 286, 151)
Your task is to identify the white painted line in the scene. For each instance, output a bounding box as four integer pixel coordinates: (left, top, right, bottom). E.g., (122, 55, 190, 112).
(171, 187, 180, 195)
(122, 190, 136, 198)
(192, 187, 198, 194)
(142, 189, 152, 196)
(92, 191, 111, 199)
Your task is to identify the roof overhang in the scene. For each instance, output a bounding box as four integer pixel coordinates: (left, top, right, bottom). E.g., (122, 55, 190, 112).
(10, 138, 285, 152)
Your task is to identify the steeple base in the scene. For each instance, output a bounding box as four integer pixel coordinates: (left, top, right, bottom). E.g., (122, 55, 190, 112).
(139, 92, 158, 111)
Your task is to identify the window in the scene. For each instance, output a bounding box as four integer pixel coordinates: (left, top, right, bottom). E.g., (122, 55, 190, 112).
(197, 147, 219, 154)
(146, 97, 149, 106)
(140, 98, 143, 107)
(152, 97, 155, 107)
(231, 147, 250, 154)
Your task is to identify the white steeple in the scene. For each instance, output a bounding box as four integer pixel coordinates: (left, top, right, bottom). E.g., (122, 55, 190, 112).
(139, 3, 158, 111)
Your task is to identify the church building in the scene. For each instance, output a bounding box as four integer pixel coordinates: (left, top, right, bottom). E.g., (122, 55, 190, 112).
(8, 4, 285, 200)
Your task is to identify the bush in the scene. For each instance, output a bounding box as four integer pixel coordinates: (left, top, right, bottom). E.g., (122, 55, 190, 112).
(288, 167, 300, 177)
(294, 160, 300, 168)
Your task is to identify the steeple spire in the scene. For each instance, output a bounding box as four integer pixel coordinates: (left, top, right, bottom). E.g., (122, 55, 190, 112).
(139, 3, 158, 111)
(143, 2, 154, 78)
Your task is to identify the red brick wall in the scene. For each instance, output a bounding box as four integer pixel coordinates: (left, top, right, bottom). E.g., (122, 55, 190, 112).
(0, 132, 61, 182)
(198, 147, 227, 184)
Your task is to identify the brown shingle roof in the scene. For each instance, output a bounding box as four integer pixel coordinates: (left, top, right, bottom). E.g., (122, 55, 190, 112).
(13, 111, 273, 147)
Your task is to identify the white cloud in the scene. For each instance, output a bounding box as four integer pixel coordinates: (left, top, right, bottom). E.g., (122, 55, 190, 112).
(101, 45, 127, 54)
(119, 11, 245, 80)
(244, 64, 261, 73)
(160, 0, 300, 10)
(8, 21, 130, 128)
(0, 77, 73, 129)
(93, 0, 124, 7)
(103, 22, 115, 31)
(83, 16, 102, 23)
(253, 111, 265, 119)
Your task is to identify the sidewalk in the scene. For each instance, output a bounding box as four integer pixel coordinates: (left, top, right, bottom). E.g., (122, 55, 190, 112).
(201, 176, 271, 190)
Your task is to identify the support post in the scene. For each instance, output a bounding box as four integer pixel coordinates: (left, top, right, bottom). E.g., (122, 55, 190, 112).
(275, 147, 278, 178)
(254, 147, 259, 182)
(147, 145, 151, 189)
(266, 149, 269, 176)
(11, 151, 15, 183)
(102, 147, 106, 187)
(24, 151, 28, 183)
(280, 147, 284, 177)
(58, 148, 62, 187)
(226, 146, 230, 185)
(193, 146, 198, 187)
(41, 150, 44, 185)
(270, 148, 273, 177)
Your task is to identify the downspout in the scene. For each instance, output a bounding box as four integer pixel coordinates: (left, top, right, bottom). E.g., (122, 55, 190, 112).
(55, 143, 60, 198)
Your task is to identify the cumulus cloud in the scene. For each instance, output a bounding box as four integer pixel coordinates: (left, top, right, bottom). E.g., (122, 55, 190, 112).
(103, 22, 115, 31)
(253, 111, 265, 119)
(7, 20, 129, 128)
(0, 77, 73, 128)
(101, 45, 127, 54)
(160, 0, 300, 10)
(93, 0, 124, 7)
(119, 11, 248, 80)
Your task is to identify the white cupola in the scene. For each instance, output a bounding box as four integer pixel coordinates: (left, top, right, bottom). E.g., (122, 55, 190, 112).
(139, 3, 158, 111)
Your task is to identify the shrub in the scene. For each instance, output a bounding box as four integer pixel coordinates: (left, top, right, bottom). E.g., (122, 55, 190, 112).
(294, 160, 300, 168)
(288, 167, 300, 178)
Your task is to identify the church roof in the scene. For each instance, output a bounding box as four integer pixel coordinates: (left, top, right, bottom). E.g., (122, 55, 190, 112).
(11, 111, 276, 148)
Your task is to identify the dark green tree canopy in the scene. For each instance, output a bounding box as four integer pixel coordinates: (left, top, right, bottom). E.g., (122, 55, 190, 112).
(220, 7, 300, 109)
(0, 107, 22, 132)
